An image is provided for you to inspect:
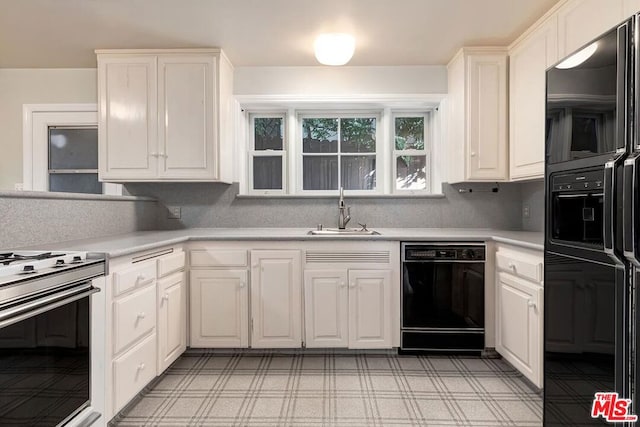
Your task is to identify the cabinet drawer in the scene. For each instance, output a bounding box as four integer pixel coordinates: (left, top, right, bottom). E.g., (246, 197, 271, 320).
(113, 285, 156, 354)
(158, 252, 185, 278)
(190, 249, 248, 267)
(113, 261, 156, 296)
(113, 333, 157, 413)
(496, 252, 543, 283)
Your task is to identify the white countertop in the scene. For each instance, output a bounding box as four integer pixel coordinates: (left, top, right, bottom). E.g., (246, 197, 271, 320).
(26, 228, 544, 258)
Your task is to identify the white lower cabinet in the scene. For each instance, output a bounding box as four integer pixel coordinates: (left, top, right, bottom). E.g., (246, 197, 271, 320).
(190, 269, 249, 347)
(113, 333, 157, 414)
(348, 270, 392, 348)
(304, 270, 349, 348)
(494, 245, 544, 388)
(496, 272, 542, 387)
(251, 250, 302, 348)
(157, 272, 187, 373)
(304, 269, 392, 349)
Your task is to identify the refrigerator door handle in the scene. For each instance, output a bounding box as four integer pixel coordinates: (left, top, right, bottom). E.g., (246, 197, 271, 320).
(623, 157, 637, 261)
(604, 161, 616, 256)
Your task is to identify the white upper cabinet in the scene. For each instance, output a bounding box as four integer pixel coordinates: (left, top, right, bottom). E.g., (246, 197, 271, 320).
(96, 49, 234, 182)
(157, 55, 216, 179)
(557, 0, 625, 59)
(98, 56, 158, 180)
(509, 15, 559, 180)
(447, 48, 509, 183)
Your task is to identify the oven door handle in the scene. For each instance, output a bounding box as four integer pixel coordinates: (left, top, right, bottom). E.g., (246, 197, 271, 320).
(0, 283, 100, 330)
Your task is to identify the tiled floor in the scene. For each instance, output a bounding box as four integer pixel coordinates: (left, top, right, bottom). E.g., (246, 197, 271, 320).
(112, 350, 542, 426)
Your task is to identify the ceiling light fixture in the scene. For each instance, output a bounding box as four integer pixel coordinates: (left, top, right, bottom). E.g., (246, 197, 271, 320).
(555, 42, 598, 69)
(314, 33, 355, 66)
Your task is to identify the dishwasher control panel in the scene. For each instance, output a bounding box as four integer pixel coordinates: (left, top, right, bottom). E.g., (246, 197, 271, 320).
(403, 244, 485, 261)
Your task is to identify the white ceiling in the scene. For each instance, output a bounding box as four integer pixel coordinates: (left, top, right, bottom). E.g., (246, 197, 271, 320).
(0, 0, 561, 68)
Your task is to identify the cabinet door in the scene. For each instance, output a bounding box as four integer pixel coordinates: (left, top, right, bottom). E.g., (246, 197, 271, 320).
(190, 269, 248, 348)
(251, 250, 302, 348)
(496, 272, 542, 387)
(557, 0, 624, 59)
(304, 270, 348, 348)
(98, 55, 158, 180)
(509, 16, 558, 180)
(467, 53, 508, 181)
(158, 55, 217, 180)
(348, 270, 392, 349)
(157, 272, 186, 373)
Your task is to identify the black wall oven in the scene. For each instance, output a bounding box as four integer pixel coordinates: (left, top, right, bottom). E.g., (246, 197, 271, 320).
(401, 243, 485, 352)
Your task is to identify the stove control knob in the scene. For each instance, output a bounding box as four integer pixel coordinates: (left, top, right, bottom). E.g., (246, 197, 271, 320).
(23, 265, 35, 272)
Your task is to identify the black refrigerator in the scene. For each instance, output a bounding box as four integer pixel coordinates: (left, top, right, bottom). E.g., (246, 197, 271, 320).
(544, 15, 638, 426)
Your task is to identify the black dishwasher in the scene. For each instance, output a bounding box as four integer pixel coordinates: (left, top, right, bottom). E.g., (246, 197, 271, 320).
(400, 243, 485, 352)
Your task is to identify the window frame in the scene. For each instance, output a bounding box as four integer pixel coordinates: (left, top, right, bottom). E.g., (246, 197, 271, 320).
(22, 104, 122, 195)
(247, 113, 288, 195)
(296, 111, 383, 196)
(241, 99, 440, 197)
(392, 111, 431, 195)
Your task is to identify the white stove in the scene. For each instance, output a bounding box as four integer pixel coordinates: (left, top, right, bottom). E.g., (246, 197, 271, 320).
(0, 250, 106, 426)
(0, 250, 106, 306)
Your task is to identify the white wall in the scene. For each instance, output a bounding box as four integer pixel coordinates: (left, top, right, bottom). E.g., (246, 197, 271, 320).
(234, 65, 447, 95)
(0, 65, 447, 191)
(0, 69, 97, 191)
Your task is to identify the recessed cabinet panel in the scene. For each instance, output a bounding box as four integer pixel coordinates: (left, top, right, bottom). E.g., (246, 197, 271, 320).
(99, 57, 158, 180)
(251, 250, 302, 348)
(468, 55, 508, 180)
(304, 270, 349, 348)
(190, 269, 248, 348)
(509, 16, 558, 180)
(557, 0, 624, 59)
(157, 272, 186, 373)
(447, 48, 508, 183)
(158, 56, 216, 178)
(348, 270, 392, 349)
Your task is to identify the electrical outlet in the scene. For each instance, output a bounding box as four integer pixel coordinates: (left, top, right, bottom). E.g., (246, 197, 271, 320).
(523, 204, 531, 219)
(167, 206, 182, 219)
(14, 183, 23, 191)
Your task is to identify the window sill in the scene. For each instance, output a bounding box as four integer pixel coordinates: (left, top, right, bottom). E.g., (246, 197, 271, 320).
(236, 193, 445, 199)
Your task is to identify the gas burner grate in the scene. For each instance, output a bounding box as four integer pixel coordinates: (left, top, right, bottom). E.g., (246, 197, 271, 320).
(0, 252, 66, 266)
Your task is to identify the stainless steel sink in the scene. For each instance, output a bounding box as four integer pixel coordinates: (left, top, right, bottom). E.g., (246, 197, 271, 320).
(307, 228, 380, 236)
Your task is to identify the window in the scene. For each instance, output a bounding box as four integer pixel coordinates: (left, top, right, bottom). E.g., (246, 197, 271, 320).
(243, 105, 436, 196)
(301, 115, 379, 193)
(24, 104, 122, 195)
(48, 126, 102, 194)
(249, 115, 286, 194)
(393, 114, 429, 192)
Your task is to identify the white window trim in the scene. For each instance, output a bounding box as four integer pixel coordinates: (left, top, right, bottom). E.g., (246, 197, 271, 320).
(236, 94, 446, 197)
(296, 111, 382, 196)
(391, 111, 431, 195)
(247, 112, 287, 195)
(22, 103, 122, 195)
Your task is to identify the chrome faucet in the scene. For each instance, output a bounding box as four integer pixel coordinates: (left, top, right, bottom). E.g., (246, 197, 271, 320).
(338, 187, 351, 229)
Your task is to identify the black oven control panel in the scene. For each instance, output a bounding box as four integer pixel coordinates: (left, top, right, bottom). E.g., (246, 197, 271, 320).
(403, 245, 485, 261)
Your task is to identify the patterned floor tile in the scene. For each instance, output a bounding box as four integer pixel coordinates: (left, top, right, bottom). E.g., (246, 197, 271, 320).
(112, 351, 542, 427)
